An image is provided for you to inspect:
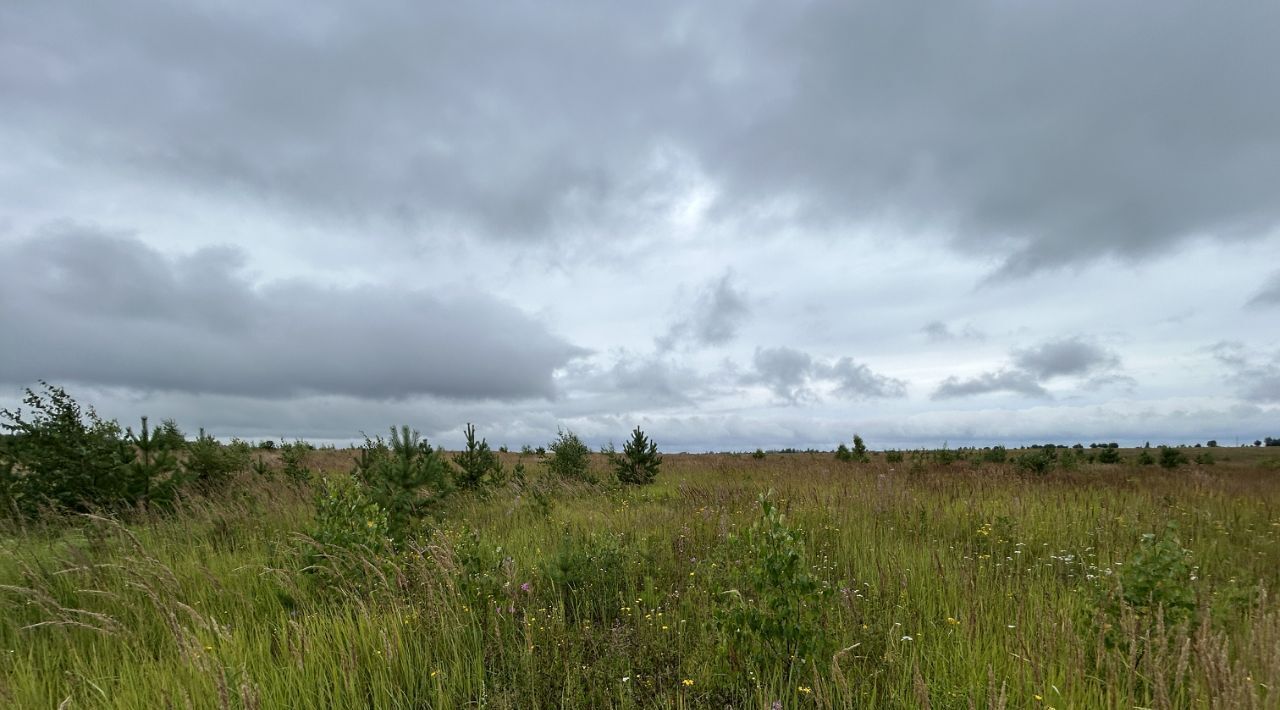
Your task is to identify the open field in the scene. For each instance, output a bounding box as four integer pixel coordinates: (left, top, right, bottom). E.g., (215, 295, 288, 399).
(3, 447, 1280, 708)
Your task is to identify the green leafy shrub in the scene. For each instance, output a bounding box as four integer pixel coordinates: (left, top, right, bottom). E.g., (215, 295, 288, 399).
(1016, 447, 1055, 476)
(1097, 446, 1122, 464)
(714, 493, 832, 673)
(606, 426, 662, 485)
(751, 448, 767, 460)
(1, 383, 131, 515)
(545, 428, 592, 482)
(885, 449, 904, 463)
(1194, 451, 1216, 465)
(1096, 524, 1197, 635)
(1158, 446, 1188, 469)
(353, 426, 452, 542)
(453, 423, 504, 489)
(302, 476, 390, 585)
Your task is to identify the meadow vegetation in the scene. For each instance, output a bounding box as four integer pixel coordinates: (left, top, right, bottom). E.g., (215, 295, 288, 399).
(2, 386, 1280, 708)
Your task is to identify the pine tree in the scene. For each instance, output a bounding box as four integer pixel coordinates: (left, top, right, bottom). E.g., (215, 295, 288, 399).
(120, 416, 184, 506)
(353, 426, 452, 542)
(609, 426, 662, 485)
(453, 423, 504, 489)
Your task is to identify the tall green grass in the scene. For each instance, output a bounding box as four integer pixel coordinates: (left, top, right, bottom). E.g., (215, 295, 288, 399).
(3, 450, 1279, 708)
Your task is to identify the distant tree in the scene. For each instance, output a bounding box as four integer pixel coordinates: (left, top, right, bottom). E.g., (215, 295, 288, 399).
(545, 429, 592, 481)
(1206, 440, 1218, 448)
(607, 426, 662, 485)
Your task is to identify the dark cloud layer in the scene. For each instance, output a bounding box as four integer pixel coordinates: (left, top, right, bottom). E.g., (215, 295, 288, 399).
(1248, 272, 1280, 308)
(747, 346, 906, 403)
(4, 2, 1279, 271)
(934, 337, 1122, 399)
(658, 273, 750, 350)
(0, 225, 583, 399)
(1213, 342, 1280, 403)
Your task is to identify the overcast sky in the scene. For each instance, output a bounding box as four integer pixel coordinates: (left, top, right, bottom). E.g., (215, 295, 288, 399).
(2, 1, 1278, 451)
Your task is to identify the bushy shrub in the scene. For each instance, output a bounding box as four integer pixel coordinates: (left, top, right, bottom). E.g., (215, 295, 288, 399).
(884, 449, 904, 463)
(1158, 446, 1188, 469)
(606, 426, 661, 485)
(1016, 447, 1055, 476)
(453, 423, 504, 489)
(1096, 524, 1196, 635)
(279, 440, 313, 483)
(714, 493, 832, 672)
(302, 476, 390, 585)
(751, 448, 766, 460)
(1097, 446, 1122, 464)
(1136, 448, 1156, 466)
(982, 445, 1008, 464)
(183, 429, 250, 490)
(545, 429, 592, 481)
(353, 426, 452, 542)
(1194, 451, 1216, 466)
(1, 383, 134, 515)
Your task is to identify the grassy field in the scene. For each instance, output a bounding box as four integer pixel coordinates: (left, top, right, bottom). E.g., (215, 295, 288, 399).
(3, 447, 1279, 708)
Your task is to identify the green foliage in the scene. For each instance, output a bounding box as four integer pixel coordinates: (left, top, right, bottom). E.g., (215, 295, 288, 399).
(353, 426, 452, 542)
(452, 423, 505, 489)
(1194, 451, 1216, 466)
(117, 416, 185, 508)
(982, 445, 1008, 464)
(835, 434, 870, 463)
(184, 429, 250, 490)
(302, 476, 390, 584)
(885, 449, 904, 463)
(545, 428, 592, 482)
(751, 448, 767, 460)
(713, 492, 832, 673)
(607, 426, 662, 485)
(1097, 446, 1122, 464)
(1016, 447, 1055, 476)
(1114, 525, 1197, 626)
(545, 531, 633, 621)
(279, 440, 313, 483)
(153, 418, 187, 448)
(1159, 446, 1188, 469)
(1137, 448, 1156, 466)
(1, 383, 131, 515)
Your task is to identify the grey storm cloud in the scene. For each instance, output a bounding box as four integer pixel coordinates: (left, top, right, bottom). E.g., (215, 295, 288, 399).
(4, 2, 1280, 272)
(657, 273, 750, 350)
(1247, 272, 1280, 308)
(747, 347, 905, 403)
(933, 337, 1122, 399)
(1213, 342, 1280, 403)
(1011, 338, 1121, 380)
(0, 224, 584, 399)
(934, 370, 1049, 400)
